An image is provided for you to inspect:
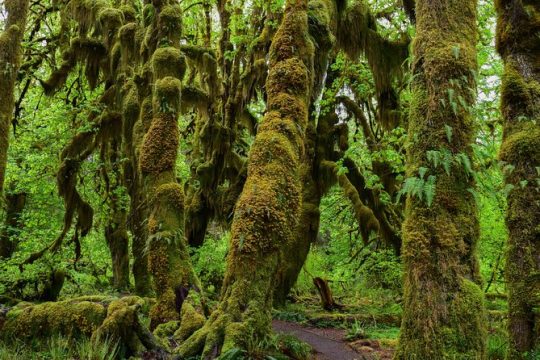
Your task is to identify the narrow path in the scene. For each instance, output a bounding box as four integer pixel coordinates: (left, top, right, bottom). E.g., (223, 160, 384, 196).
(272, 320, 364, 360)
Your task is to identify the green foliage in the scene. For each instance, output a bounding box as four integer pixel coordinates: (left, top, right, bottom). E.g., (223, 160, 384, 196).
(191, 232, 229, 297)
(0, 336, 118, 360)
(345, 320, 366, 341)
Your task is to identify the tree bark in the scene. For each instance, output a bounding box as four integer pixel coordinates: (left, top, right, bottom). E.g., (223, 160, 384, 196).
(495, 0, 540, 357)
(396, 0, 487, 358)
(0, 0, 30, 194)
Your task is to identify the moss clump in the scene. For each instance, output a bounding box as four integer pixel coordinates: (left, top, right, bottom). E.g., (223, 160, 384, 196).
(139, 115, 179, 177)
(173, 303, 205, 342)
(157, 5, 182, 46)
(139, 77, 182, 177)
(119, 22, 140, 69)
(153, 76, 182, 114)
(119, 4, 137, 23)
(1, 300, 107, 340)
(152, 47, 186, 80)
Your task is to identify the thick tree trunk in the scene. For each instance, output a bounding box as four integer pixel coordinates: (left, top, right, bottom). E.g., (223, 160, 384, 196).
(396, 0, 487, 358)
(0, 0, 30, 194)
(0, 190, 26, 258)
(139, 0, 202, 329)
(495, 1, 540, 357)
(176, 0, 315, 357)
(273, 167, 320, 306)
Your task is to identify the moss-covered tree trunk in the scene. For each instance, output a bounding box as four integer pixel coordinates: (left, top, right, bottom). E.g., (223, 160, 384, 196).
(177, 0, 314, 357)
(495, 1, 540, 357)
(0, 0, 30, 195)
(105, 207, 130, 291)
(139, 1, 202, 329)
(274, 126, 321, 306)
(395, 0, 487, 358)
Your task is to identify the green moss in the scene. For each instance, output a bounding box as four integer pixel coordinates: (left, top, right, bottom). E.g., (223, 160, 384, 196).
(157, 5, 182, 46)
(153, 76, 182, 114)
(499, 126, 540, 166)
(1, 300, 107, 340)
(174, 303, 206, 342)
(496, 1, 540, 356)
(119, 22, 140, 69)
(396, 0, 486, 358)
(119, 5, 137, 22)
(154, 320, 181, 339)
(152, 47, 186, 80)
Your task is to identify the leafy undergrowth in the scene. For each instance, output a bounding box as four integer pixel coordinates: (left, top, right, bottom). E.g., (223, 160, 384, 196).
(0, 336, 118, 360)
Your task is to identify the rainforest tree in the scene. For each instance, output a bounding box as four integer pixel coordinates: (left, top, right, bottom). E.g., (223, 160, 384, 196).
(496, 0, 540, 357)
(177, 0, 316, 356)
(0, 0, 30, 195)
(396, 0, 487, 358)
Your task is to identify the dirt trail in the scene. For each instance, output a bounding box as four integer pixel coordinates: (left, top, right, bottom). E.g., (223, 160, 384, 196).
(272, 320, 363, 360)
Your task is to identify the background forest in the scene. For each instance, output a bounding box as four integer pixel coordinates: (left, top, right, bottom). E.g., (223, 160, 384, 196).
(0, 0, 537, 359)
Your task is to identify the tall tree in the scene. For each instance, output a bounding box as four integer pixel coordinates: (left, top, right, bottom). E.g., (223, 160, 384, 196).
(0, 0, 30, 195)
(495, 0, 540, 357)
(396, 0, 487, 358)
(177, 0, 315, 356)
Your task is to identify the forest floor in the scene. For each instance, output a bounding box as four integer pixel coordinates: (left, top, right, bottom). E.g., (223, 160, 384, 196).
(273, 320, 394, 360)
(272, 293, 399, 360)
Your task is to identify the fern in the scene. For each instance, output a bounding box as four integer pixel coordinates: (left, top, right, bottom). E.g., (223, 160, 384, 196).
(424, 176, 437, 207)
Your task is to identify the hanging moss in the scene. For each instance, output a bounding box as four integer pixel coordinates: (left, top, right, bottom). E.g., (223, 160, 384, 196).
(152, 47, 186, 80)
(396, 0, 487, 358)
(68, 0, 108, 37)
(157, 4, 182, 46)
(41, 37, 108, 94)
(119, 22, 140, 70)
(336, 0, 409, 129)
(180, 44, 219, 97)
(98, 7, 124, 49)
(119, 4, 137, 23)
(321, 160, 380, 242)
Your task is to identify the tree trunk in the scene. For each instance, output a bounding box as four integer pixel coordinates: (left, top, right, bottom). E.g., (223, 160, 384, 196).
(495, 0, 540, 357)
(176, 0, 315, 357)
(0, 0, 30, 194)
(0, 190, 26, 258)
(130, 192, 152, 296)
(313, 277, 342, 311)
(122, 79, 151, 296)
(139, 1, 202, 329)
(396, 0, 487, 358)
(105, 218, 130, 291)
